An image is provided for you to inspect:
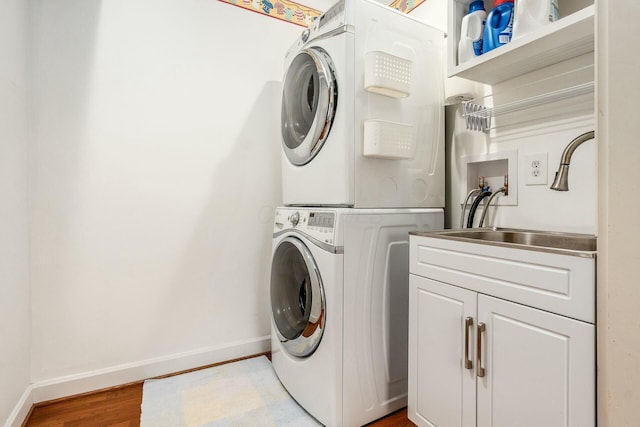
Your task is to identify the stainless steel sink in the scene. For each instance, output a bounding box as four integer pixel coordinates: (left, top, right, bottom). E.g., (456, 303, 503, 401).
(412, 228, 596, 257)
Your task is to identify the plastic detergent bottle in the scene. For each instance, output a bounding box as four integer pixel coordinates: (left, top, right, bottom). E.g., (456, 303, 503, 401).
(458, 0, 487, 64)
(512, 0, 560, 40)
(482, 0, 514, 54)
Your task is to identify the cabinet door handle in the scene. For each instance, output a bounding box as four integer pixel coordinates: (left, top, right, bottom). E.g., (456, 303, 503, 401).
(477, 322, 486, 378)
(464, 317, 473, 370)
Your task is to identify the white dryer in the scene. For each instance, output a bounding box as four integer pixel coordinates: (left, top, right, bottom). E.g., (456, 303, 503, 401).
(280, 0, 445, 208)
(270, 206, 443, 426)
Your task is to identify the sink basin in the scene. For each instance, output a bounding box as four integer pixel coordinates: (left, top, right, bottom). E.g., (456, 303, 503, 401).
(412, 228, 596, 257)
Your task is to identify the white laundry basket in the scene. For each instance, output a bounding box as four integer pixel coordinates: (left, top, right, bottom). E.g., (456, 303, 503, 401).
(364, 51, 413, 98)
(363, 120, 415, 160)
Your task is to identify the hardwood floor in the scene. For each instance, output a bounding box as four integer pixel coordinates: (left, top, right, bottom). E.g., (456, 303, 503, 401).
(26, 384, 144, 427)
(24, 354, 416, 427)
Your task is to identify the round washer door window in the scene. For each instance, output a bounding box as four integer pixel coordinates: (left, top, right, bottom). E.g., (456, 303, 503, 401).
(270, 237, 326, 357)
(281, 47, 337, 166)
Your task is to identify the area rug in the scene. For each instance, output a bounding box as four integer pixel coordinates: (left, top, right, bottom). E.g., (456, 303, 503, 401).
(140, 355, 322, 426)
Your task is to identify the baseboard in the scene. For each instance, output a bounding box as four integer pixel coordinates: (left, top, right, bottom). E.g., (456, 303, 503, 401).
(3, 385, 33, 427)
(31, 335, 270, 404)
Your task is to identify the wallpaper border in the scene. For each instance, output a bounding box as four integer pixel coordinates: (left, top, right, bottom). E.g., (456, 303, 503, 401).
(218, 0, 322, 27)
(218, 0, 425, 27)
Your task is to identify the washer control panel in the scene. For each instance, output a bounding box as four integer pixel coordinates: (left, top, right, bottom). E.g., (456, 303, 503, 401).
(274, 208, 337, 246)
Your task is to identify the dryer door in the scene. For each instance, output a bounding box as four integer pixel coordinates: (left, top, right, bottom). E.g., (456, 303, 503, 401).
(281, 48, 337, 166)
(271, 236, 326, 357)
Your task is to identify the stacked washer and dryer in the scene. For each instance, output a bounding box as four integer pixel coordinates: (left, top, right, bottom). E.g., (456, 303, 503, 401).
(270, 0, 445, 425)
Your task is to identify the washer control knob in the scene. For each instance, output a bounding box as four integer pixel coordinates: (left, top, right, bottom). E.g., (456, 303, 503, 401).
(290, 211, 300, 226)
(301, 29, 310, 43)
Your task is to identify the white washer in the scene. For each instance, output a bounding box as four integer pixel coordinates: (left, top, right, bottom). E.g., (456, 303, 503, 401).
(280, 0, 445, 208)
(270, 206, 443, 426)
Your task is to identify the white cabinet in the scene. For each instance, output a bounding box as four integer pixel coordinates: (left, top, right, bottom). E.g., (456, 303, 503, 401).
(408, 234, 596, 427)
(408, 276, 477, 427)
(476, 293, 594, 427)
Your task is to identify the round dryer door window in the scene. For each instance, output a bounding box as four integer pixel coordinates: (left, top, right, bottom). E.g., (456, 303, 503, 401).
(281, 48, 337, 166)
(270, 236, 326, 357)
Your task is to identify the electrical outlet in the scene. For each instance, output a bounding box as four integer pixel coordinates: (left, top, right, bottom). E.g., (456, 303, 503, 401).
(525, 153, 548, 185)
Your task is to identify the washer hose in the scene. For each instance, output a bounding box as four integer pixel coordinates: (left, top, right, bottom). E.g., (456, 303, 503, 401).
(467, 191, 492, 228)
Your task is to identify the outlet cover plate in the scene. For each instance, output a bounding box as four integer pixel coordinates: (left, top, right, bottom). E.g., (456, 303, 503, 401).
(525, 152, 548, 185)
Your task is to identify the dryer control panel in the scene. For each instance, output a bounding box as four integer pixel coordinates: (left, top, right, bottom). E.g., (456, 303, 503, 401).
(274, 208, 337, 246)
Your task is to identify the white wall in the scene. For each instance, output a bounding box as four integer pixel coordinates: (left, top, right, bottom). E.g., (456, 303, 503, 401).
(0, 0, 31, 424)
(413, 0, 596, 234)
(29, 0, 301, 392)
(446, 110, 595, 233)
(444, 53, 596, 233)
(596, 1, 640, 425)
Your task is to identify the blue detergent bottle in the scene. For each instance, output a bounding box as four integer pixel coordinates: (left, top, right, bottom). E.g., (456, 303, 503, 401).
(482, 0, 514, 53)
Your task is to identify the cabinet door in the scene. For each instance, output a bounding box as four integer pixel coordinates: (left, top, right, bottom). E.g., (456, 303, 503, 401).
(476, 295, 595, 427)
(408, 275, 477, 427)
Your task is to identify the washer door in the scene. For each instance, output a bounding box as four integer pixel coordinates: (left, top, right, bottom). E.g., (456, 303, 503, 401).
(271, 236, 326, 357)
(281, 47, 337, 166)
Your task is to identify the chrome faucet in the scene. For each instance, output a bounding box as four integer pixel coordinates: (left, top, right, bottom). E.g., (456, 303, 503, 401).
(550, 130, 595, 191)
